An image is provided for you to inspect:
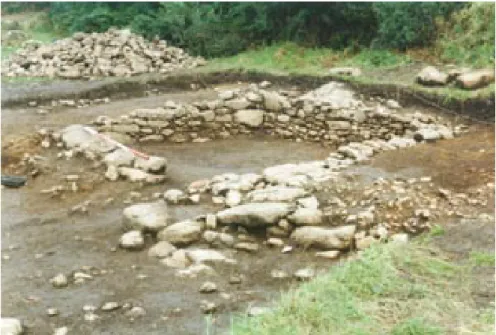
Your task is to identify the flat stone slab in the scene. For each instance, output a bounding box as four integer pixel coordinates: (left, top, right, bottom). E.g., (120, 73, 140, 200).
(216, 202, 294, 227)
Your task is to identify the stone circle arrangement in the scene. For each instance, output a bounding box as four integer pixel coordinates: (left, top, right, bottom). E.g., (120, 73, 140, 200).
(1, 28, 206, 79)
(38, 80, 463, 278)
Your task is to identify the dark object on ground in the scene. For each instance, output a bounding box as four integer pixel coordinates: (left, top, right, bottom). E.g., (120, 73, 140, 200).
(1, 175, 27, 188)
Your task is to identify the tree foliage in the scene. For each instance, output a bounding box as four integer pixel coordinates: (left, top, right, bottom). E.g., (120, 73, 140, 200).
(6, 2, 490, 61)
(372, 3, 464, 50)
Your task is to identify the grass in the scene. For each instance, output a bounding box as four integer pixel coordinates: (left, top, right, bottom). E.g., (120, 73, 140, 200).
(231, 242, 494, 335)
(204, 42, 413, 76)
(470, 251, 495, 267)
(203, 42, 494, 103)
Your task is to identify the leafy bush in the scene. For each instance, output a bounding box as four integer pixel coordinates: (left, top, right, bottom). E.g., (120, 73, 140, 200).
(436, 2, 495, 67)
(372, 3, 464, 50)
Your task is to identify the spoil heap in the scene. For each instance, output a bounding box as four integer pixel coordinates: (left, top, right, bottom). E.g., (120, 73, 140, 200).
(2, 28, 206, 79)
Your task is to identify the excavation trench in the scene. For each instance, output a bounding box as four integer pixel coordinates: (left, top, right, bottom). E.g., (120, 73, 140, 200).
(1, 81, 493, 335)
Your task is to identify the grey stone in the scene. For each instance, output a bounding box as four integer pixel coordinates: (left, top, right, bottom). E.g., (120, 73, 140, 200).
(134, 156, 167, 173)
(148, 241, 177, 258)
(287, 208, 323, 226)
(291, 225, 356, 250)
(199, 281, 218, 293)
(234, 109, 264, 127)
(161, 250, 190, 268)
(123, 202, 169, 232)
(216, 203, 293, 227)
(157, 220, 204, 246)
(50, 273, 69, 288)
(103, 148, 135, 167)
(246, 186, 308, 203)
(186, 248, 235, 264)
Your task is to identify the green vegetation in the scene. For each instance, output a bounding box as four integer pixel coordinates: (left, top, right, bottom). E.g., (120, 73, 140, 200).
(3, 2, 489, 60)
(470, 251, 496, 267)
(204, 43, 412, 75)
(231, 243, 493, 335)
(372, 3, 464, 50)
(436, 2, 495, 67)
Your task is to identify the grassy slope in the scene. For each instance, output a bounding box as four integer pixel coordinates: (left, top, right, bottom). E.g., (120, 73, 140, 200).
(231, 240, 494, 335)
(202, 42, 494, 103)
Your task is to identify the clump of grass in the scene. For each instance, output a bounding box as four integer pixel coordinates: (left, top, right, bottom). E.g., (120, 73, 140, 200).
(390, 318, 442, 335)
(470, 251, 495, 267)
(338, 49, 413, 69)
(232, 243, 492, 335)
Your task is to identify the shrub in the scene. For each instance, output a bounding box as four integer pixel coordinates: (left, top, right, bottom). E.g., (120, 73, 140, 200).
(372, 3, 464, 50)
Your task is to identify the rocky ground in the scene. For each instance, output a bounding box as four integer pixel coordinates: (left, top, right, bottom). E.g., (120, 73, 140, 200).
(1, 79, 494, 335)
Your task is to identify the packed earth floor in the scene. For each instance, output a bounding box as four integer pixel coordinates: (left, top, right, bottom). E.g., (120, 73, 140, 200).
(1, 79, 494, 335)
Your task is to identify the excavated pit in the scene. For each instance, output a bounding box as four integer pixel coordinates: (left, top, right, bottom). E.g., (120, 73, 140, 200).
(2, 81, 494, 335)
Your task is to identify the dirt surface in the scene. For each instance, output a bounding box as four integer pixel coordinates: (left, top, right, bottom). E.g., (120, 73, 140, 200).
(372, 124, 495, 192)
(2, 82, 494, 334)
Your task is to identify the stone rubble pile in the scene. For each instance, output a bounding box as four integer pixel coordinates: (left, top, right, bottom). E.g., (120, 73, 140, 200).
(40, 124, 167, 187)
(2, 28, 206, 78)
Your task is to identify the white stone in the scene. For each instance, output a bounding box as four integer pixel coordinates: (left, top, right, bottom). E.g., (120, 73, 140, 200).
(119, 230, 144, 250)
(225, 190, 242, 207)
(1, 318, 23, 335)
(123, 202, 169, 232)
(163, 189, 186, 204)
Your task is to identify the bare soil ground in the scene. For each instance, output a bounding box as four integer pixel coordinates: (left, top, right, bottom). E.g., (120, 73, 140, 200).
(1, 82, 494, 334)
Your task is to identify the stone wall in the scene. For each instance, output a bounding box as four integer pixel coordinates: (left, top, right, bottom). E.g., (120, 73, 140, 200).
(93, 82, 449, 148)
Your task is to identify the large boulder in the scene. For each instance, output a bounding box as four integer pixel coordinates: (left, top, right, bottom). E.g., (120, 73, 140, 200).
(287, 208, 323, 226)
(216, 202, 293, 228)
(186, 248, 236, 264)
(416, 66, 449, 86)
(245, 186, 308, 203)
(103, 148, 135, 167)
(123, 202, 169, 232)
(157, 220, 204, 246)
(61, 125, 116, 154)
(60, 124, 94, 149)
(456, 69, 494, 90)
(224, 98, 251, 110)
(290, 225, 356, 250)
(263, 161, 335, 187)
(234, 109, 264, 127)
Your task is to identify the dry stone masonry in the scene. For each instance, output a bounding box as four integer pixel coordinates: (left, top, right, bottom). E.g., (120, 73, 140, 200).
(34, 80, 466, 280)
(2, 28, 206, 78)
(92, 82, 454, 148)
